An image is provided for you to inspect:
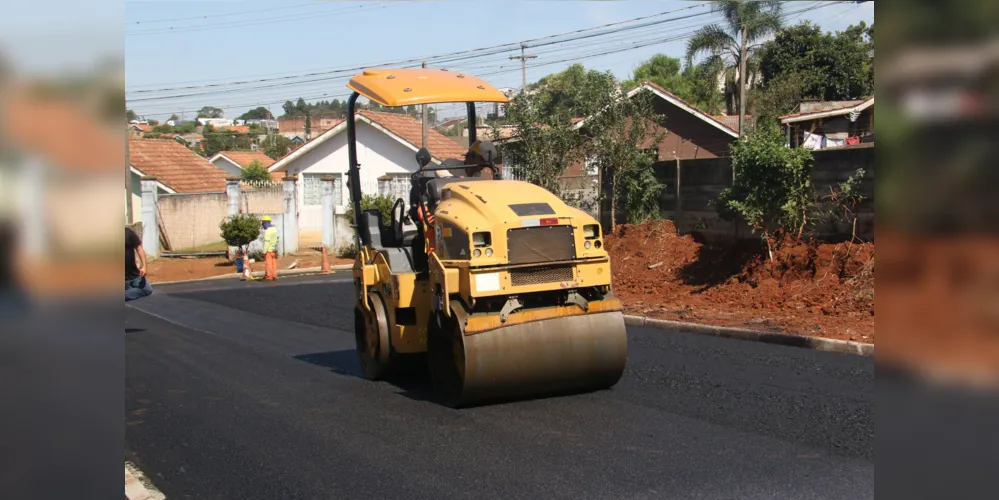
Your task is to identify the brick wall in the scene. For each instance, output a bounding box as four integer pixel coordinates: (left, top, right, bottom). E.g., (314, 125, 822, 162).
(158, 192, 229, 251)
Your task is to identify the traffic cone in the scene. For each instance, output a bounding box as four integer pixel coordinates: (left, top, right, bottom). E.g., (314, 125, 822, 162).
(320, 245, 332, 274)
(243, 258, 252, 280)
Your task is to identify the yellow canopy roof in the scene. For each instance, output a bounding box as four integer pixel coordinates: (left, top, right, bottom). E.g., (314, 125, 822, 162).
(347, 68, 510, 107)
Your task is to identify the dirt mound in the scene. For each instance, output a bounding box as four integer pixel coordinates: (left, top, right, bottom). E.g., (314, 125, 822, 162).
(604, 220, 875, 342)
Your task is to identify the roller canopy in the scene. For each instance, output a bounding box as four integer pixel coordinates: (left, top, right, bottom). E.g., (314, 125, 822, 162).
(347, 68, 511, 107)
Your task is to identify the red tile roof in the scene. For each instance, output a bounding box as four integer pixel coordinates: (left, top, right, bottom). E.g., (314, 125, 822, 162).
(129, 137, 230, 193)
(1, 86, 123, 173)
(218, 150, 275, 168)
(217, 150, 282, 181)
(359, 110, 468, 162)
(222, 125, 251, 134)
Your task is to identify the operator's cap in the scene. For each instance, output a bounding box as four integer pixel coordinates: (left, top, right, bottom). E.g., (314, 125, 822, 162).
(261, 215, 272, 222)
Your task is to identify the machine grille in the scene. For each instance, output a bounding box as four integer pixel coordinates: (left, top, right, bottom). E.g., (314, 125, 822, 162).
(507, 225, 575, 265)
(510, 265, 574, 287)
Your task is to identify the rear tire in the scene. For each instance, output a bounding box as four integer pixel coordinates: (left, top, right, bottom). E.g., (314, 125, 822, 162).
(354, 292, 392, 380)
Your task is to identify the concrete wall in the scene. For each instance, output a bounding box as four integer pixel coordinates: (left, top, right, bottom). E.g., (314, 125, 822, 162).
(242, 184, 284, 214)
(604, 143, 875, 241)
(158, 191, 229, 250)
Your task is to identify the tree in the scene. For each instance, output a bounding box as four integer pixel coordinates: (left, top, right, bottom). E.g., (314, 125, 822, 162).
(126, 109, 137, 122)
(622, 54, 725, 114)
(499, 65, 617, 195)
(168, 114, 179, 122)
(242, 160, 271, 182)
(714, 124, 814, 261)
(282, 100, 297, 117)
(262, 135, 294, 160)
(585, 88, 667, 225)
(197, 106, 224, 119)
(201, 130, 251, 158)
(219, 213, 262, 259)
(238, 106, 273, 121)
(758, 22, 874, 105)
(147, 119, 159, 126)
(501, 64, 667, 221)
(686, 0, 783, 136)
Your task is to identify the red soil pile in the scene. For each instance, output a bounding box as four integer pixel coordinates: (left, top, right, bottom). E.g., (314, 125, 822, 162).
(604, 220, 875, 343)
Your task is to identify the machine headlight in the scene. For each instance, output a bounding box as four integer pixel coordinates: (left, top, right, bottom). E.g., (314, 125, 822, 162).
(584, 241, 592, 249)
(485, 248, 493, 257)
(472, 231, 492, 247)
(473, 249, 482, 258)
(583, 224, 599, 239)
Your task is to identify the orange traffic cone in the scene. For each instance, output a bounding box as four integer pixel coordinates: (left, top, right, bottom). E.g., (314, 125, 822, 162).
(320, 245, 332, 274)
(243, 258, 253, 280)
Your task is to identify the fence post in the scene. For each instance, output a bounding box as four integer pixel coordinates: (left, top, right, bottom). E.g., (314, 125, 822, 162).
(675, 158, 683, 228)
(282, 175, 299, 255)
(140, 176, 160, 258)
(321, 175, 336, 253)
(225, 177, 241, 259)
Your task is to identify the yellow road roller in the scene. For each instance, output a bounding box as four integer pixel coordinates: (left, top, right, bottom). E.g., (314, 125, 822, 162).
(345, 67, 626, 407)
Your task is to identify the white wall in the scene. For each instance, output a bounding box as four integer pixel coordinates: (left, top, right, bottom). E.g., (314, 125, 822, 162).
(210, 157, 243, 178)
(283, 120, 424, 232)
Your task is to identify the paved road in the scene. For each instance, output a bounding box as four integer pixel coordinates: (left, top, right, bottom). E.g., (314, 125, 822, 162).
(125, 273, 873, 500)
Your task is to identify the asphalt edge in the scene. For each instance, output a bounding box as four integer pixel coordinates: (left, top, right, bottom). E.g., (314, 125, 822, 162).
(125, 462, 165, 500)
(151, 264, 353, 286)
(623, 315, 874, 357)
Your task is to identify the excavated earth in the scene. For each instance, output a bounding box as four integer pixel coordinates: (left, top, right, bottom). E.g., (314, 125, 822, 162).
(604, 220, 875, 343)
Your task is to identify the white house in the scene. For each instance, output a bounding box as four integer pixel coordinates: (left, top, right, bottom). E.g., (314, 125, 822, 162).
(209, 150, 280, 181)
(267, 110, 468, 244)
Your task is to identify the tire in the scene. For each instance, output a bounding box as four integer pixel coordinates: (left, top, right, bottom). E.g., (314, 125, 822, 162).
(354, 292, 392, 380)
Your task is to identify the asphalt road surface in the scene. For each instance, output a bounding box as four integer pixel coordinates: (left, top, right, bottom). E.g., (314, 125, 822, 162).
(125, 273, 874, 500)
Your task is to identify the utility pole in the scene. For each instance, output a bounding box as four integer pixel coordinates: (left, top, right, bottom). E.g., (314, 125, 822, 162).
(509, 44, 537, 94)
(421, 61, 428, 148)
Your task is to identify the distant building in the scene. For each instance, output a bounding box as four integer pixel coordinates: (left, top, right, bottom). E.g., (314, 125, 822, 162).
(780, 97, 874, 149)
(197, 117, 233, 127)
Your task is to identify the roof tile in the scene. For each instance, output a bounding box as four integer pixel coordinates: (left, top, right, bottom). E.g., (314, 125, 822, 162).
(129, 137, 230, 193)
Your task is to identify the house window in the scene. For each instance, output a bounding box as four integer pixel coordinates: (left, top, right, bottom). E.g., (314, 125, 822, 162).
(377, 174, 410, 201)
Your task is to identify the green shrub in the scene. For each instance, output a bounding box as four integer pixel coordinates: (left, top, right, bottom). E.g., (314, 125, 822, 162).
(241, 160, 271, 182)
(219, 213, 261, 257)
(336, 241, 358, 259)
(714, 124, 814, 260)
(344, 194, 395, 226)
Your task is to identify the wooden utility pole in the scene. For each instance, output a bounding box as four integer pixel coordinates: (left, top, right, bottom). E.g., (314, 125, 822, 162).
(421, 61, 428, 148)
(509, 44, 537, 93)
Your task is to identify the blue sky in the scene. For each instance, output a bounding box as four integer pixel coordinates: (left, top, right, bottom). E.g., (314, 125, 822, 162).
(119, 1, 874, 121)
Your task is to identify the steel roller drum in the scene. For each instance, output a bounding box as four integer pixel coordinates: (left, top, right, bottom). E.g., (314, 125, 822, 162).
(429, 310, 628, 407)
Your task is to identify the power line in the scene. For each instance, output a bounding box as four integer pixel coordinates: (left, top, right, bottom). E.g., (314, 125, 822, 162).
(132, 2, 846, 117)
(127, 2, 713, 94)
(128, 2, 322, 25)
(126, 3, 396, 36)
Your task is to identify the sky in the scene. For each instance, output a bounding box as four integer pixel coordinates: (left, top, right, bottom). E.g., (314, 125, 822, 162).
(115, 1, 874, 122)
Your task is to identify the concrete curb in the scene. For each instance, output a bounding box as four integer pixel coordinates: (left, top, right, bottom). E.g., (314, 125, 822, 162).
(623, 315, 874, 357)
(152, 264, 352, 286)
(125, 462, 165, 500)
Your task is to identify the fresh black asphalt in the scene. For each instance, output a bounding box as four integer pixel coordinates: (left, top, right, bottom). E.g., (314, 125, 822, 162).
(125, 273, 874, 499)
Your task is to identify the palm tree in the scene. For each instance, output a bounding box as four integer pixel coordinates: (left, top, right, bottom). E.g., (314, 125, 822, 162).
(685, 0, 783, 137)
